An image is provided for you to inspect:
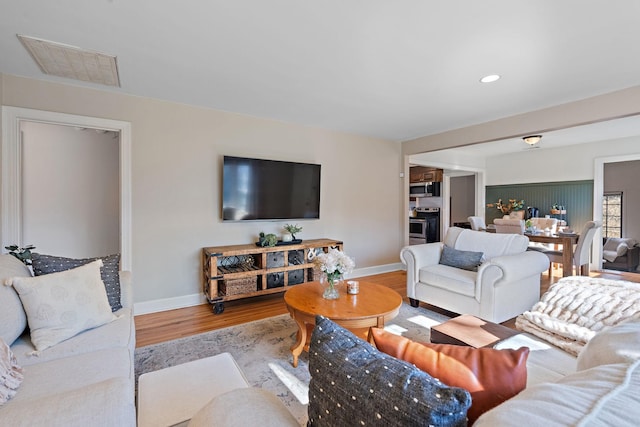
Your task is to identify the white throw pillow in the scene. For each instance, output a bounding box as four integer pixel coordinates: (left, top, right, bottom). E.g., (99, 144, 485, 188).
(5, 260, 116, 352)
(577, 318, 640, 371)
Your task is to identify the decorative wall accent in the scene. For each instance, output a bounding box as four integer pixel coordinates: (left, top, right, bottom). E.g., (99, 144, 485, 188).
(485, 180, 594, 232)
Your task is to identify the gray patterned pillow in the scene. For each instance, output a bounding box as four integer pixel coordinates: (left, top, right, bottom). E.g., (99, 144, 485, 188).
(439, 245, 484, 272)
(31, 253, 122, 311)
(307, 316, 471, 427)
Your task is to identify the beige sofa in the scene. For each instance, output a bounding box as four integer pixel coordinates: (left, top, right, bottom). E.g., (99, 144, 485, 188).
(401, 227, 550, 323)
(0, 254, 136, 426)
(476, 316, 640, 425)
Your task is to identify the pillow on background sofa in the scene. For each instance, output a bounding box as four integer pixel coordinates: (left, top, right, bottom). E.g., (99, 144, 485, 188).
(0, 255, 32, 345)
(371, 328, 529, 424)
(5, 260, 116, 352)
(307, 316, 471, 427)
(31, 253, 122, 311)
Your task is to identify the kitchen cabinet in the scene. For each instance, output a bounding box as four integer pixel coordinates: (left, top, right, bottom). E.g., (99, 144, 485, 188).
(410, 166, 443, 183)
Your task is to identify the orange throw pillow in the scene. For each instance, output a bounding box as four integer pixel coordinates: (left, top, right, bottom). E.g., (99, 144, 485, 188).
(371, 328, 529, 425)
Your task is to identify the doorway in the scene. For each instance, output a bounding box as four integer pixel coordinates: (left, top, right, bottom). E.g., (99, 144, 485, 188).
(595, 156, 640, 273)
(1, 107, 132, 269)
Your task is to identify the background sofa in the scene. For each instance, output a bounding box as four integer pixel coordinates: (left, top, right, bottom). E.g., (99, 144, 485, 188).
(0, 254, 136, 426)
(602, 237, 639, 272)
(401, 227, 550, 323)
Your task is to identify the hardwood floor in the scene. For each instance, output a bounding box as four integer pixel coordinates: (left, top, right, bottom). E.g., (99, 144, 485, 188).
(134, 269, 640, 348)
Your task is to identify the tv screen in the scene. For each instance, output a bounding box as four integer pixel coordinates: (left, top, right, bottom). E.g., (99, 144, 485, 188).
(222, 156, 321, 221)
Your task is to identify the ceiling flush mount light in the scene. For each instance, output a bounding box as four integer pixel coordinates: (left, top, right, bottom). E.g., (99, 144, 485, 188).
(523, 135, 542, 146)
(480, 74, 500, 83)
(17, 34, 120, 87)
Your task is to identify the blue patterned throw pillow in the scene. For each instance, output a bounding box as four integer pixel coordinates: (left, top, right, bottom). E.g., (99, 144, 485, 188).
(307, 316, 471, 427)
(439, 245, 484, 272)
(31, 253, 122, 312)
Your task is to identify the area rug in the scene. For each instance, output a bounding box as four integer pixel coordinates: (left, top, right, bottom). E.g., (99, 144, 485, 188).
(135, 303, 451, 426)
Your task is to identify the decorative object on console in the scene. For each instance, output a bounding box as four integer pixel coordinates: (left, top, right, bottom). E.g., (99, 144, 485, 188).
(307, 316, 471, 427)
(4, 245, 35, 266)
(258, 232, 278, 247)
(283, 224, 302, 240)
(311, 248, 355, 300)
(370, 327, 529, 425)
(487, 198, 525, 215)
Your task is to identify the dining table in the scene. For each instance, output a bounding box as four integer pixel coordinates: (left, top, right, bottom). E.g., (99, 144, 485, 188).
(525, 232, 580, 276)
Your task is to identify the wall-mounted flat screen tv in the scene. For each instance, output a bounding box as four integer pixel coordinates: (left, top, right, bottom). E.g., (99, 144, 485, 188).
(222, 156, 321, 221)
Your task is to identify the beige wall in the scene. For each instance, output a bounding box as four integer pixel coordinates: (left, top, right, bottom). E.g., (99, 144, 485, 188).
(485, 137, 640, 185)
(1, 74, 403, 306)
(21, 121, 120, 257)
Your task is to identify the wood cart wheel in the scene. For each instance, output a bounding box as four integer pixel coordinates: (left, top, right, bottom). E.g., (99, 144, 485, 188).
(213, 302, 225, 314)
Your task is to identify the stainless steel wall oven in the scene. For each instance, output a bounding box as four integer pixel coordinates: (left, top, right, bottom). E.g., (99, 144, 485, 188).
(409, 207, 440, 245)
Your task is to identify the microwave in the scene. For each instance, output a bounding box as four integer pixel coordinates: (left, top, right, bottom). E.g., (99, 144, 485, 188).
(410, 181, 441, 197)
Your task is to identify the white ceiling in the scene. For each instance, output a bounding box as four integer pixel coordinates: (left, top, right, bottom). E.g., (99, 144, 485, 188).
(2, 1, 640, 142)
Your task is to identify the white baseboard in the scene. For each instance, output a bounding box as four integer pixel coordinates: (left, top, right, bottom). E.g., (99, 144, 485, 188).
(133, 262, 405, 316)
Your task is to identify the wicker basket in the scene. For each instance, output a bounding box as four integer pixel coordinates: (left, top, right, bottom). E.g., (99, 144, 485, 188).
(221, 277, 257, 296)
(309, 266, 324, 281)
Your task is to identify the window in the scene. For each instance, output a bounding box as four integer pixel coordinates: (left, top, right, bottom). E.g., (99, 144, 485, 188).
(602, 192, 622, 238)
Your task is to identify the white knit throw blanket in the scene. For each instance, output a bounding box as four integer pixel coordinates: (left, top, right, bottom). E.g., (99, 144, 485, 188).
(516, 276, 640, 356)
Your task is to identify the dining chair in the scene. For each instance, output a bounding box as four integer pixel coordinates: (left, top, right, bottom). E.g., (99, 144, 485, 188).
(545, 220, 602, 276)
(467, 216, 487, 231)
(493, 218, 525, 234)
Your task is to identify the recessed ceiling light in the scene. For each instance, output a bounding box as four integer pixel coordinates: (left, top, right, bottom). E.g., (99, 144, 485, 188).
(480, 74, 500, 83)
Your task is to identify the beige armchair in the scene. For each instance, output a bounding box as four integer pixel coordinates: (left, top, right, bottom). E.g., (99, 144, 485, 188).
(529, 217, 559, 233)
(401, 227, 550, 323)
(494, 218, 525, 234)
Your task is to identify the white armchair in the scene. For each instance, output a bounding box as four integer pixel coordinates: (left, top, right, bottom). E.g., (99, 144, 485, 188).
(401, 227, 550, 323)
(468, 216, 487, 231)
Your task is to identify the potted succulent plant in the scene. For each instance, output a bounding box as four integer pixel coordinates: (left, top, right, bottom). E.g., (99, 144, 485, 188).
(258, 232, 278, 247)
(5, 244, 35, 265)
(283, 224, 303, 241)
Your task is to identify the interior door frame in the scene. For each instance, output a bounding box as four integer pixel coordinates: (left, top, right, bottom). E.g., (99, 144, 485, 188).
(593, 153, 640, 271)
(1, 107, 132, 270)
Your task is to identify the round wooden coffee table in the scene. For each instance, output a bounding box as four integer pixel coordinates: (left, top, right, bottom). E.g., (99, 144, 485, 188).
(284, 280, 403, 367)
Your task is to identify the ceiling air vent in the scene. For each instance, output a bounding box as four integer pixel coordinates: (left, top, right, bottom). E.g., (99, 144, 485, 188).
(17, 34, 120, 87)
